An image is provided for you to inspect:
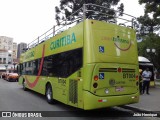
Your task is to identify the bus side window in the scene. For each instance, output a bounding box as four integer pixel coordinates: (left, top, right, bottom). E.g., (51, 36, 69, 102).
(22, 63, 26, 75)
(41, 48, 82, 78)
(17, 64, 22, 75)
(52, 48, 82, 78)
(42, 57, 51, 76)
(33, 59, 40, 75)
(64, 48, 82, 77)
(20, 64, 22, 75)
(20, 64, 23, 75)
(17, 65, 20, 75)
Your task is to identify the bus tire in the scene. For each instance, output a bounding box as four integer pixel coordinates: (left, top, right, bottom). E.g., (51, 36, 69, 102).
(22, 79, 27, 91)
(46, 84, 55, 104)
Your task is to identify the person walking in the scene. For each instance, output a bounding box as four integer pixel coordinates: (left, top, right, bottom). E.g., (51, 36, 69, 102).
(142, 68, 152, 95)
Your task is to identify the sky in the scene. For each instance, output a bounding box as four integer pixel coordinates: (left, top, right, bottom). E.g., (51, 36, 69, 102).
(0, 0, 144, 44)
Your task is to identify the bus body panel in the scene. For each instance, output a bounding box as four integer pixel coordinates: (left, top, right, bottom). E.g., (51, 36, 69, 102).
(21, 22, 84, 63)
(82, 63, 139, 101)
(84, 19, 138, 65)
(83, 90, 139, 110)
(90, 63, 139, 96)
(83, 19, 139, 109)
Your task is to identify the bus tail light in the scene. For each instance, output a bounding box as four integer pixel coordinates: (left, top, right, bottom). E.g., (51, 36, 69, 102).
(98, 99, 107, 102)
(117, 68, 122, 72)
(94, 75, 99, 81)
(136, 75, 139, 80)
(93, 83, 98, 88)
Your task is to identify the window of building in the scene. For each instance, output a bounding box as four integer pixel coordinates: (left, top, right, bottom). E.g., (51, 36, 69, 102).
(4, 39, 7, 43)
(0, 58, 2, 64)
(3, 58, 6, 64)
(8, 40, 12, 45)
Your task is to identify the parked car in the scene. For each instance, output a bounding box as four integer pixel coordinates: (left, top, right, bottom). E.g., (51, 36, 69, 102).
(6, 73, 19, 82)
(1, 72, 6, 79)
(2, 73, 9, 80)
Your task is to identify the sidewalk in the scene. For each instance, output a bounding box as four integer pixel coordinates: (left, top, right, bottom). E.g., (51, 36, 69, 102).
(155, 79, 160, 86)
(123, 83, 160, 116)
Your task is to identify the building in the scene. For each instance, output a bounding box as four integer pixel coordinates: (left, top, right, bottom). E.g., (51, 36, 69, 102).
(0, 36, 13, 51)
(0, 50, 8, 64)
(13, 42, 17, 59)
(0, 36, 14, 64)
(0, 36, 17, 73)
(17, 42, 27, 59)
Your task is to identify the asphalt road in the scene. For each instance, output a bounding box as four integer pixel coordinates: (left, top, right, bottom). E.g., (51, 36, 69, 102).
(0, 78, 158, 120)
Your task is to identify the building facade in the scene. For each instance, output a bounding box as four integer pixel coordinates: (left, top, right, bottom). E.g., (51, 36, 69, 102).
(13, 42, 17, 59)
(0, 36, 17, 73)
(0, 36, 13, 51)
(17, 42, 27, 59)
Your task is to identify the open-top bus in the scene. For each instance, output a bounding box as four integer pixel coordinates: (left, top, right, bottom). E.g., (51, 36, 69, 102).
(18, 4, 139, 110)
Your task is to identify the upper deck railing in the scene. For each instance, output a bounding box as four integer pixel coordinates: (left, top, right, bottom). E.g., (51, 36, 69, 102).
(27, 3, 137, 49)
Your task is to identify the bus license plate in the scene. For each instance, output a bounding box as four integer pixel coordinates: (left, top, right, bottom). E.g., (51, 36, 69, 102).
(115, 86, 124, 92)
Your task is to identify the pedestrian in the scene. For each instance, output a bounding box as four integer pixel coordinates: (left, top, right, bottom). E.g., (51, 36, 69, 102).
(142, 68, 152, 95)
(139, 69, 143, 94)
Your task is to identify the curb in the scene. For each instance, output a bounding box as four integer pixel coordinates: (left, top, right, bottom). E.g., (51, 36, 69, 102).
(120, 105, 160, 117)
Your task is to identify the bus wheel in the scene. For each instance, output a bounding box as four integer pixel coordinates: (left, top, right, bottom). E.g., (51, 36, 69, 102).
(22, 80, 27, 91)
(46, 84, 54, 104)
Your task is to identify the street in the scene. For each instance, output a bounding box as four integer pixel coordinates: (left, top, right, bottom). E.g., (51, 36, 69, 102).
(0, 78, 158, 120)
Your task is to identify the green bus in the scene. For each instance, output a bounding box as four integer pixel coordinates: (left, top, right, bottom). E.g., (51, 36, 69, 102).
(18, 4, 139, 110)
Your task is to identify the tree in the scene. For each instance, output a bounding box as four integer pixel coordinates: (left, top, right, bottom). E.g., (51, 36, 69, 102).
(137, 14, 159, 35)
(55, 0, 124, 25)
(138, 34, 160, 71)
(139, 0, 160, 19)
(137, 0, 160, 71)
(137, 0, 160, 35)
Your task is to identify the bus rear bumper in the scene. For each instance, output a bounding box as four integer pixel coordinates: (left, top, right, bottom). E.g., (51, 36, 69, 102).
(83, 90, 139, 110)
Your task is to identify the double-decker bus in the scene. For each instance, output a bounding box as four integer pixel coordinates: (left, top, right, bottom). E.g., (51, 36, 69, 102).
(18, 4, 139, 110)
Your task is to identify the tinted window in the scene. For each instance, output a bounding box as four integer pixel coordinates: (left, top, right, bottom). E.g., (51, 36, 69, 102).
(42, 48, 82, 78)
(22, 63, 26, 74)
(33, 59, 40, 75)
(21, 48, 82, 77)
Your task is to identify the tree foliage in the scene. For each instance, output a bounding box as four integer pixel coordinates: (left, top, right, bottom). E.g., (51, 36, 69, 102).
(139, 0, 160, 19)
(55, 0, 124, 25)
(137, 0, 160, 35)
(138, 34, 160, 71)
(137, 14, 159, 35)
(137, 0, 160, 71)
